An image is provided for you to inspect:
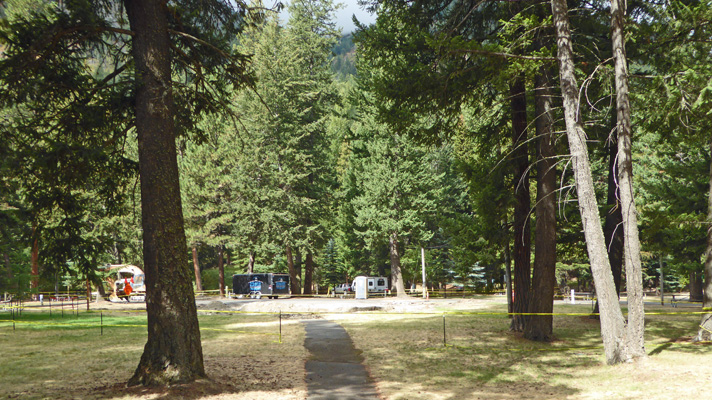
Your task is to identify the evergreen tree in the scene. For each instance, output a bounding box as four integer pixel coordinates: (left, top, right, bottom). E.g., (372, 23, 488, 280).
(348, 92, 444, 297)
(355, 0, 559, 332)
(233, 0, 340, 294)
(0, 0, 266, 385)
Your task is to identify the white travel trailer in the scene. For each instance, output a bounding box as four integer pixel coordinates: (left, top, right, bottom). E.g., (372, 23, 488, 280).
(351, 276, 389, 296)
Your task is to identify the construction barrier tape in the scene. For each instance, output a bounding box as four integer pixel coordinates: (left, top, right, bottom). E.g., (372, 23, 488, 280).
(201, 327, 279, 336)
(0, 319, 144, 329)
(3, 316, 712, 353)
(8, 306, 712, 317)
(0, 319, 278, 335)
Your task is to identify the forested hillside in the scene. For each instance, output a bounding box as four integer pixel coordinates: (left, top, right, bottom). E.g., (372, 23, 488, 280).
(1, 0, 712, 373)
(332, 33, 356, 79)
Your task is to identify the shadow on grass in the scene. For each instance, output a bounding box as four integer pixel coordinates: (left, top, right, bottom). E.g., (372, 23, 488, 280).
(1, 311, 304, 400)
(343, 312, 600, 399)
(342, 303, 712, 400)
(644, 313, 712, 355)
(66, 379, 245, 400)
(45, 353, 302, 400)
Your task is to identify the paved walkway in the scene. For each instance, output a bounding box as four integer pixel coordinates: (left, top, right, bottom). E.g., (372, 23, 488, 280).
(303, 319, 380, 400)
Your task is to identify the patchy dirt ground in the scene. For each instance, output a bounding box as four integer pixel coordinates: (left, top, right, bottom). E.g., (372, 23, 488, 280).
(83, 295, 501, 400)
(32, 295, 495, 400)
(89, 294, 499, 313)
(9, 295, 709, 399)
(194, 294, 505, 314)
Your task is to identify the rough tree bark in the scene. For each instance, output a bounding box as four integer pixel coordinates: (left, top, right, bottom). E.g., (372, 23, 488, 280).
(192, 245, 202, 292)
(85, 276, 91, 310)
(247, 251, 255, 274)
(525, 68, 557, 342)
(504, 242, 513, 315)
(286, 246, 301, 294)
(510, 76, 531, 332)
(303, 252, 314, 295)
(31, 225, 39, 298)
(125, 0, 205, 385)
(593, 135, 624, 316)
(295, 250, 303, 291)
(611, 0, 645, 360)
(551, 0, 630, 364)
(604, 137, 624, 295)
(389, 232, 407, 297)
(689, 271, 703, 301)
(695, 142, 712, 341)
(93, 275, 107, 299)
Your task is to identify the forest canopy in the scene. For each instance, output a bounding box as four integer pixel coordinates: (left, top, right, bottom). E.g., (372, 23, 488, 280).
(1, 0, 712, 379)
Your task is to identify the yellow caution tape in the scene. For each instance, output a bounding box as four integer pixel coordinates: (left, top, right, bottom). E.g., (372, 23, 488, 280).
(201, 327, 278, 336)
(0, 319, 278, 336)
(7, 307, 712, 318)
(698, 324, 712, 335)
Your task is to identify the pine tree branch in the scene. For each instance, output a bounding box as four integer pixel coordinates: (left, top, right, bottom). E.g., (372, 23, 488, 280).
(447, 48, 555, 61)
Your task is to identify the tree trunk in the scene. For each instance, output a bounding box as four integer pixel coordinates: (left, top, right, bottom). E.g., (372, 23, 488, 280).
(604, 137, 624, 295)
(504, 241, 513, 315)
(296, 249, 303, 289)
(659, 257, 664, 306)
(247, 251, 255, 274)
(303, 252, 314, 295)
(510, 76, 531, 332)
(4, 252, 13, 287)
(218, 245, 225, 297)
(695, 142, 712, 341)
(551, 0, 630, 364)
(593, 112, 625, 317)
(192, 245, 202, 292)
(611, 0, 646, 360)
(31, 225, 39, 298)
(86, 275, 91, 310)
(389, 232, 407, 297)
(421, 247, 427, 299)
(525, 68, 557, 342)
(125, 0, 205, 386)
(286, 246, 301, 294)
(93, 275, 107, 299)
(690, 271, 703, 301)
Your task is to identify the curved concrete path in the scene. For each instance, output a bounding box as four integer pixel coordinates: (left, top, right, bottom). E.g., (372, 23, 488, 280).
(303, 320, 380, 400)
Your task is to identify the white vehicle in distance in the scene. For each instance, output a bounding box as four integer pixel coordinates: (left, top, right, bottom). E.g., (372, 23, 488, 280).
(333, 283, 353, 296)
(351, 276, 389, 294)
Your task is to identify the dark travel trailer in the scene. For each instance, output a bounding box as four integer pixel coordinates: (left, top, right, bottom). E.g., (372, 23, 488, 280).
(232, 273, 291, 299)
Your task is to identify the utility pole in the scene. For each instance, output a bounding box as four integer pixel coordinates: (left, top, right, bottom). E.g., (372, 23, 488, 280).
(421, 247, 427, 299)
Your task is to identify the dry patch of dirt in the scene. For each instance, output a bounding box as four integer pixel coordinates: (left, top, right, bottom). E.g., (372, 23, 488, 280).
(9, 296, 504, 399)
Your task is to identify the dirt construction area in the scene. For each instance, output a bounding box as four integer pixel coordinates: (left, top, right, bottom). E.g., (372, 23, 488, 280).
(193, 295, 499, 314)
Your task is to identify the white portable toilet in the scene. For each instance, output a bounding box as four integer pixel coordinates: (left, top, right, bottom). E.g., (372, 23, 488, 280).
(354, 276, 368, 299)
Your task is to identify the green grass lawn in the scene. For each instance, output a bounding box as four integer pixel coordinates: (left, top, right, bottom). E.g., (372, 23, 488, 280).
(2, 300, 711, 400)
(0, 308, 307, 399)
(338, 302, 712, 400)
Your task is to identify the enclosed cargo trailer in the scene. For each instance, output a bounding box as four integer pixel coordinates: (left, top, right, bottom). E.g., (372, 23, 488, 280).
(232, 273, 290, 299)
